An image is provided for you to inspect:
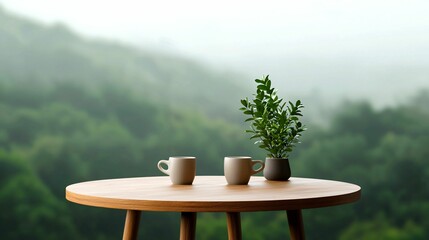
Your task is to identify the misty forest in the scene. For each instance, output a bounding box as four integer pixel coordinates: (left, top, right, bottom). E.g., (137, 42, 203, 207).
(1, 6, 429, 240)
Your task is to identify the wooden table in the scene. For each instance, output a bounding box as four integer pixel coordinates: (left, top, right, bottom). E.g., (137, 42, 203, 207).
(66, 176, 361, 240)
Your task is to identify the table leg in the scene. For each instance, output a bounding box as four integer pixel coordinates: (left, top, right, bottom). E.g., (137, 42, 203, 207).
(122, 210, 141, 240)
(180, 212, 197, 240)
(286, 209, 305, 240)
(226, 212, 242, 240)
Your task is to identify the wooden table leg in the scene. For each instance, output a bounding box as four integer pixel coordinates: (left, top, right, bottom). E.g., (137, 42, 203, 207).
(180, 212, 197, 240)
(287, 209, 305, 240)
(122, 210, 141, 240)
(226, 212, 242, 240)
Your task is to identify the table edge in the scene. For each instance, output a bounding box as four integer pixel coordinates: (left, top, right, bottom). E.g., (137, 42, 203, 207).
(66, 190, 361, 212)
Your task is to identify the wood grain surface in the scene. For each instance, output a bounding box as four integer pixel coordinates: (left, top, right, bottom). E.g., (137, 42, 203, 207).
(66, 176, 361, 212)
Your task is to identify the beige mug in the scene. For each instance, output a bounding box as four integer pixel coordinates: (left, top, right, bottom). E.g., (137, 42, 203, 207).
(158, 156, 196, 185)
(224, 156, 265, 185)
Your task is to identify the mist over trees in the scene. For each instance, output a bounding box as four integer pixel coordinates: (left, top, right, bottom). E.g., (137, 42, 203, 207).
(1, 6, 428, 240)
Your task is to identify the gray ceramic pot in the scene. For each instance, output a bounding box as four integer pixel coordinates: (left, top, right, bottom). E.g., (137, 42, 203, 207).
(263, 158, 291, 181)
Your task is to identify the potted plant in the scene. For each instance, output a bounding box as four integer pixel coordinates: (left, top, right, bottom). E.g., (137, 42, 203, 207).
(239, 75, 306, 180)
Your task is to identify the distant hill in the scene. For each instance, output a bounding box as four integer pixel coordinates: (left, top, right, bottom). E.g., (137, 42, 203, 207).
(0, 6, 248, 121)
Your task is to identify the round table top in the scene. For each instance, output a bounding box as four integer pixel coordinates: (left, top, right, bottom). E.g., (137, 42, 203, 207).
(66, 176, 361, 212)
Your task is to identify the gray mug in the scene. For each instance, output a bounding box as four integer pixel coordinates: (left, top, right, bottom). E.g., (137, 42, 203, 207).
(224, 156, 264, 185)
(158, 156, 196, 185)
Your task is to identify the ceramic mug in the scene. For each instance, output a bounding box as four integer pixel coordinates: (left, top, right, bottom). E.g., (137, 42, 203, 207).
(224, 156, 265, 185)
(158, 156, 196, 185)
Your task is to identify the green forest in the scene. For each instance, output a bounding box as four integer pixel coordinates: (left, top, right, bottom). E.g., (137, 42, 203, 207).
(1, 6, 429, 240)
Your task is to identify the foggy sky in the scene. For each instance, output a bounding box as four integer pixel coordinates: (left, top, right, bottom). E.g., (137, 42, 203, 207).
(1, 0, 428, 106)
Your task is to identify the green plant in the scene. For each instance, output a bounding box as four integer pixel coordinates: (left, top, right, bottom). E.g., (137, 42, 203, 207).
(240, 75, 306, 159)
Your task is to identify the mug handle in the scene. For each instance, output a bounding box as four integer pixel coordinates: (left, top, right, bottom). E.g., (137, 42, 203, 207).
(251, 160, 265, 175)
(157, 160, 170, 175)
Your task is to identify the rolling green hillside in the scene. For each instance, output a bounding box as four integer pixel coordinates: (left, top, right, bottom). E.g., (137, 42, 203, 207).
(0, 6, 248, 121)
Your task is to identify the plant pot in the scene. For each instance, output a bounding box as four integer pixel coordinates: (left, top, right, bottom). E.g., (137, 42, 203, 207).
(263, 158, 291, 181)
